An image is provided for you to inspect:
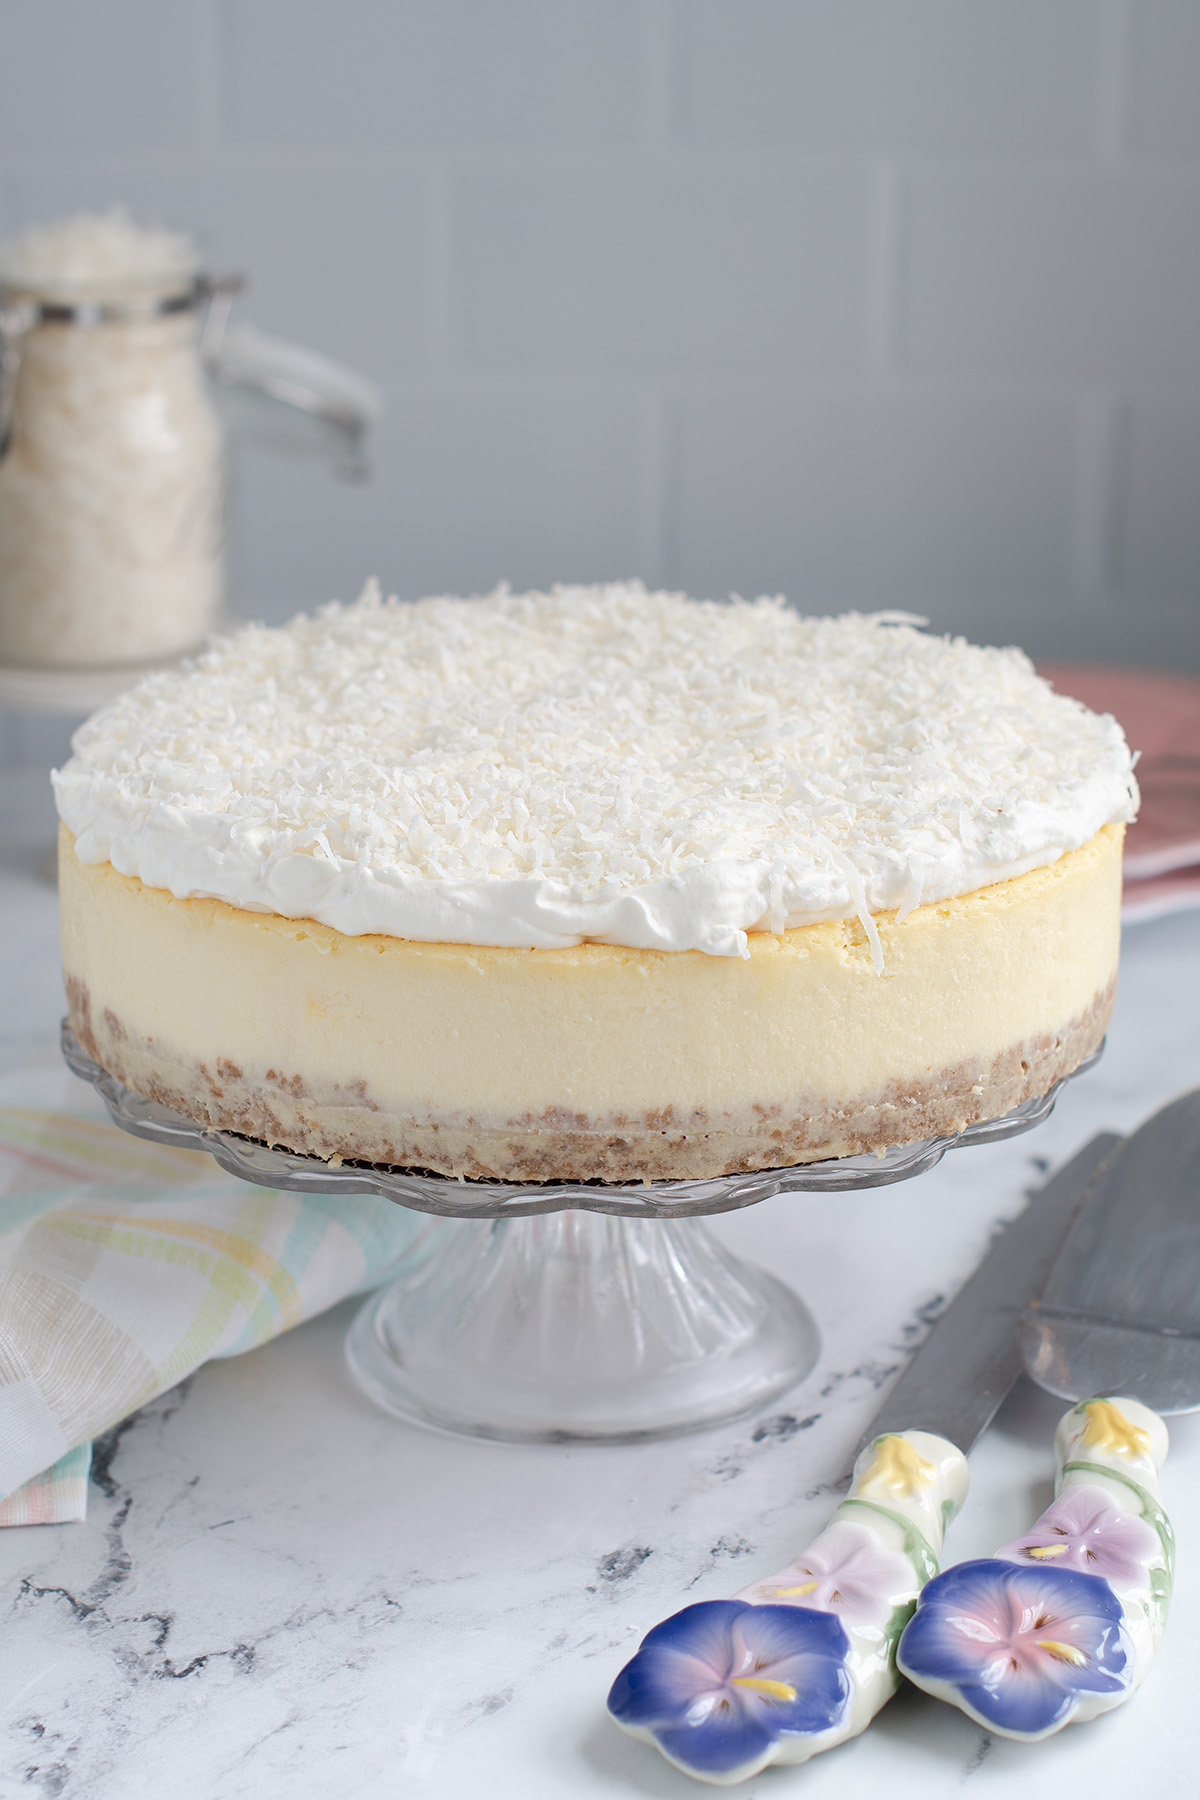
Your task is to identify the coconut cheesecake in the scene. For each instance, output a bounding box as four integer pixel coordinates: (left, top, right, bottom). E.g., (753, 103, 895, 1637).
(54, 584, 1136, 1181)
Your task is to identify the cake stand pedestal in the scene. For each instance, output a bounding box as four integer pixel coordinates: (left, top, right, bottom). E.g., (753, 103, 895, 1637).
(0, 653, 192, 717)
(63, 1024, 1097, 1445)
(345, 1211, 817, 1443)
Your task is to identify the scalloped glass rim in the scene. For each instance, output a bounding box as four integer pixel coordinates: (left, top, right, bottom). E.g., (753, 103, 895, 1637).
(61, 1022, 1100, 1221)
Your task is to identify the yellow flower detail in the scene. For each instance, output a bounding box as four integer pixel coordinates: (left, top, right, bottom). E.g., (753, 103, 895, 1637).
(731, 1677, 798, 1702)
(1024, 1544, 1069, 1559)
(1079, 1400, 1151, 1459)
(1037, 1639, 1088, 1668)
(772, 1580, 818, 1597)
(858, 1434, 936, 1499)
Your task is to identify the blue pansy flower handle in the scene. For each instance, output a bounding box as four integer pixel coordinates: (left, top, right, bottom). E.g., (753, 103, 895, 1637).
(898, 1397, 1172, 1740)
(607, 1430, 968, 1784)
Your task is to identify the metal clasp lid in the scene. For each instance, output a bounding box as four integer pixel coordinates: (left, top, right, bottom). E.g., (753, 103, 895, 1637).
(0, 270, 380, 480)
(0, 275, 245, 465)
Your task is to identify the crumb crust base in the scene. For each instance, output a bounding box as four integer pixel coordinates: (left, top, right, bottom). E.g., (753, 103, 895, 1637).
(67, 975, 1112, 1182)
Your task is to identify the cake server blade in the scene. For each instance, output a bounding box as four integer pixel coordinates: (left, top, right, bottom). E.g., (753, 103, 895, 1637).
(857, 1130, 1122, 1456)
(899, 1092, 1200, 1741)
(1020, 1087, 1200, 1414)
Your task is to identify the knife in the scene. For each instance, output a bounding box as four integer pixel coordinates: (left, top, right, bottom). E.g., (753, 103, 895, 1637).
(1021, 1088, 1200, 1415)
(899, 1092, 1200, 1741)
(606, 1134, 1123, 1785)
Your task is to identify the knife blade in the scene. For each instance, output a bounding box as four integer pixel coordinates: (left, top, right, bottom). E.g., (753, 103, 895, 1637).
(1020, 1088, 1200, 1414)
(858, 1130, 1123, 1456)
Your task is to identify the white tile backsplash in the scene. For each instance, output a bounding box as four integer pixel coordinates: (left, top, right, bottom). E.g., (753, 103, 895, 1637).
(0, 0, 1198, 757)
(678, 0, 1103, 154)
(671, 387, 1080, 606)
(1126, 0, 1200, 156)
(454, 163, 872, 375)
(902, 168, 1200, 377)
(1118, 399, 1200, 599)
(227, 385, 652, 618)
(0, 0, 205, 155)
(224, 0, 647, 147)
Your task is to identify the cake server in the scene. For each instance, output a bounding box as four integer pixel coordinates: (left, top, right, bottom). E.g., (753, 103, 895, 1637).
(606, 1133, 1121, 1784)
(898, 1088, 1200, 1739)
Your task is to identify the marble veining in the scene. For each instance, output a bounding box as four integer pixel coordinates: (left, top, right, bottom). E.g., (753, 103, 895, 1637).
(2, 837, 1200, 1797)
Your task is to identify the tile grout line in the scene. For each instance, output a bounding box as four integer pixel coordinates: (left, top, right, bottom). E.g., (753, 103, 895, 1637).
(656, 392, 682, 592)
(14, 144, 1200, 183)
(635, 0, 675, 589)
(1096, 0, 1130, 161)
(1071, 390, 1122, 611)
(423, 159, 457, 379)
(639, 0, 679, 148)
(192, 0, 228, 155)
(867, 159, 901, 376)
(636, 385, 669, 589)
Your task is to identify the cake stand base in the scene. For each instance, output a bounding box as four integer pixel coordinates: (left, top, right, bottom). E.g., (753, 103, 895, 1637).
(343, 1211, 818, 1444)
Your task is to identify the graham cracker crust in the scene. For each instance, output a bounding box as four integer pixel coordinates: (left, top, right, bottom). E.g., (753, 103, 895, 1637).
(66, 974, 1113, 1183)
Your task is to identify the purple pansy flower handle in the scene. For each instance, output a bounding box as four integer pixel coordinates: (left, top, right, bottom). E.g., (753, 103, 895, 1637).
(607, 1430, 969, 1784)
(899, 1396, 1173, 1741)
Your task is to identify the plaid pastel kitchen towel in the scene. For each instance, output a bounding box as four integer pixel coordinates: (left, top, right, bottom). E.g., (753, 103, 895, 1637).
(0, 1065, 426, 1525)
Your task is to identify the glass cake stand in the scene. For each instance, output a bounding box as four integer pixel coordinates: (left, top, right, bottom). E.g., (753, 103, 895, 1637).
(62, 1023, 1098, 1446)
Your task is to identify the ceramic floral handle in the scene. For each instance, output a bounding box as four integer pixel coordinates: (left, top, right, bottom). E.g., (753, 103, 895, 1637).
(607, 1430, 969, 1785)
(898, 1396, 1173, 1740)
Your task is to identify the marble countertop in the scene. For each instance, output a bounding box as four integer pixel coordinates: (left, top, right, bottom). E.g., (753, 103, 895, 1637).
(2, 805, 1200, 1799)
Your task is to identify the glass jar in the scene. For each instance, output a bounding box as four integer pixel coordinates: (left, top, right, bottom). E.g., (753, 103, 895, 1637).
(0, 209, 379, 676)
(0, 268, 228, 669)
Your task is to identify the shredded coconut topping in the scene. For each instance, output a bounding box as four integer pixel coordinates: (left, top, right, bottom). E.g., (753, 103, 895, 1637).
(1, 207, 199, 301)
(54, 582, 1138, 959)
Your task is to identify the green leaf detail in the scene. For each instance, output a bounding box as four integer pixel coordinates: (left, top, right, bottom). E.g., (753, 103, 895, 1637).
(837, 1499, 940, 1588)
(1149, 1563, 1172, 1632)
(883, 1601, 918, 1667)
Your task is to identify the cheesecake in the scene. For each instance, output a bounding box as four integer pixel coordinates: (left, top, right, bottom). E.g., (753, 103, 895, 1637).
(54, 584, 1136, 1181)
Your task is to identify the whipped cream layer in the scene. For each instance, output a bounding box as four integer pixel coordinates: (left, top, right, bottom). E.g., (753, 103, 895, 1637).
(53, 583, 1138, 959)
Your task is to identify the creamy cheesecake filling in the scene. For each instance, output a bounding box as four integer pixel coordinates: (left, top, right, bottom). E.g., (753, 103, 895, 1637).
(61, 823, 1122, 1181)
